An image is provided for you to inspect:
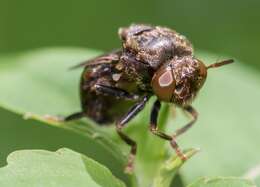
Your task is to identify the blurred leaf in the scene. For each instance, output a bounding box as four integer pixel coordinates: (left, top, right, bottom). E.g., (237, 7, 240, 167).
(153, 149, 199, 187)
(0, 148, 126, 187)
(187, 177, 255, 187)
(0, 48, 97, 115)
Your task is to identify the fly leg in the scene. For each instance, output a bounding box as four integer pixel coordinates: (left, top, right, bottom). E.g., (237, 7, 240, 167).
(149, 100, 186, 160)
(94, 84, 140, 100)
(149, 100, 198, 160)
(173, 105, 198, 138)
(116, 95, 149, 173)
(23, 111, 85, 124)
(64, 84, 140, 122)
(64, 112, 85, 122)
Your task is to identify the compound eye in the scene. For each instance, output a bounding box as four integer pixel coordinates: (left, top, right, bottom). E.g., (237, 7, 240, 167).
(151, 68, 176, 102)
(158, 71, 174, 87)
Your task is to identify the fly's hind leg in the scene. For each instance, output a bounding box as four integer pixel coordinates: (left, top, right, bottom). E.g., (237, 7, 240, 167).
(149, 100, 198, 161)
(24, 111, 85, 123)
(64, 112, 85, 122)
(116, 95, 149, 173)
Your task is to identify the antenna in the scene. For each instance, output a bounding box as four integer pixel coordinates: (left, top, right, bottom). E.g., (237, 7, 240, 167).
(207, 59, 234, 69)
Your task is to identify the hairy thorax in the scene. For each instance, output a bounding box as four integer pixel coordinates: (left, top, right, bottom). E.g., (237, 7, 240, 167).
(118, 24, 194, 91)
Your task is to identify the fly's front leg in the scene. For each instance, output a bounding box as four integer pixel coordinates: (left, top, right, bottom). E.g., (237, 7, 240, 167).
(173, 105, 198, 138)
(116, 95, 149, 173)
(149, 100, 198, 160)
(149, 100, 187, 160)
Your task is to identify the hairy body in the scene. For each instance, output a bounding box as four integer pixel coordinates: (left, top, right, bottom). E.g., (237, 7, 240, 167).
(65, 24, 233, 173)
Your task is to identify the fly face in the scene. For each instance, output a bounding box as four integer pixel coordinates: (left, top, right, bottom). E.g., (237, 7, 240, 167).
(170, 56, 207, 106)
(151, 56, 205, 105)
(151, 56, 233, 106)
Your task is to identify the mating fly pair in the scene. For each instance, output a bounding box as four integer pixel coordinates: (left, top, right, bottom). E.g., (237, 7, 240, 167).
(63, 24, 233, 173)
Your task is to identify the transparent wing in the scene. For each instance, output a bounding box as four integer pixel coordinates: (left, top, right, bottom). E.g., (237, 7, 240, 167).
(69, 49, 122, 70)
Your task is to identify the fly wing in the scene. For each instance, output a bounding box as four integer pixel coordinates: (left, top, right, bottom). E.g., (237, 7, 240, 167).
(69, 49, 122, 70)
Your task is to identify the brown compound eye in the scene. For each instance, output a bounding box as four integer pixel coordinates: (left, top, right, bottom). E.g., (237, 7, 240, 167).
(151, 67, 176, 102)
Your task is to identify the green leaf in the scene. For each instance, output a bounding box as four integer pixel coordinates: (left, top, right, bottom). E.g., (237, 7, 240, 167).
(153, 149, 199, 187)
(0, 148, 126, 187)
(0, 48, 130, 183)
(187, 177, 255, 187)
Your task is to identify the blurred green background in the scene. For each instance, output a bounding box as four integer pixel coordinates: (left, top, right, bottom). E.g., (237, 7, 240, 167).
(1, 0, 260, 69)
(0, 0, 260, 186)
